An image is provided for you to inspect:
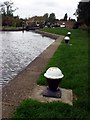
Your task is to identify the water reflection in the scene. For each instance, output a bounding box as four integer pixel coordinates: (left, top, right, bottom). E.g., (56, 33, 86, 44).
(0, 31, 54, 86)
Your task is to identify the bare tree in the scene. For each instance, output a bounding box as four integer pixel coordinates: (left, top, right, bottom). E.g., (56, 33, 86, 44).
(0, 0, 17, 16)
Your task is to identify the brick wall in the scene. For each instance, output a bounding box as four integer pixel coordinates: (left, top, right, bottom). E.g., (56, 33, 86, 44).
(58, 20, 76, 29)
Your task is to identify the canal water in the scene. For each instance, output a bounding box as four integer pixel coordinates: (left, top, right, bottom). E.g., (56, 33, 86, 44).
(0, 31, 55, 87)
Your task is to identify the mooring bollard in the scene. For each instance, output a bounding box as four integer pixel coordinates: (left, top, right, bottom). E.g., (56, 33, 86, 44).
(67, 32, 71, 37)
(64, 36, 70, 44)
(42, 67, 64, 98)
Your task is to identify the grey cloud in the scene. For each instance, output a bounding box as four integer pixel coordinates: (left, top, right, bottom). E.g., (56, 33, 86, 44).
(81, 0, 90, 2)
(33, 1, 58, 7)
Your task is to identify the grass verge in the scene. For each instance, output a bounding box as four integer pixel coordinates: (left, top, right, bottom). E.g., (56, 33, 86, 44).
(13, 28, 89, 119)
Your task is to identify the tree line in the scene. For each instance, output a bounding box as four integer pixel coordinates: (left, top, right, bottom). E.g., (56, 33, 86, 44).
(0, 1, 25, 27)
(74, 1, 90, 28)
(0, 0, 90, 28)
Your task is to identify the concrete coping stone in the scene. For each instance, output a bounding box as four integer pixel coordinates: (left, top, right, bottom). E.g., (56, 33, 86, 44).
(30, 85, 73, 106)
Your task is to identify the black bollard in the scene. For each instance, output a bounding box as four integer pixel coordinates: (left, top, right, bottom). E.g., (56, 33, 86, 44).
(42, 67, 64, 98)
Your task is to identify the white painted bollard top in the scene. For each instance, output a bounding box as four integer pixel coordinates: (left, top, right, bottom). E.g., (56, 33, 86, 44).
(64, 36, 70, 41)
(44, 67, 64, 79)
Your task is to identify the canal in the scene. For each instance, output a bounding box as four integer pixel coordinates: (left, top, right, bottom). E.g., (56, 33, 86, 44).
(0, 31, 55, 86)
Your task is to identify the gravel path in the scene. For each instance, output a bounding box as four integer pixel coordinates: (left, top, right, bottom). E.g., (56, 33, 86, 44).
(2, 32, 64, 119)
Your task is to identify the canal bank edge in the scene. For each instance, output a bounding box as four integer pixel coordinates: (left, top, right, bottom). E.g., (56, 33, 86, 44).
(2, 30, 64, 118)
(35, 29, 60, 39)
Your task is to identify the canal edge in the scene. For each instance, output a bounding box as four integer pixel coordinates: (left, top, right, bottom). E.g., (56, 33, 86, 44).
(2, 31, 64, 118)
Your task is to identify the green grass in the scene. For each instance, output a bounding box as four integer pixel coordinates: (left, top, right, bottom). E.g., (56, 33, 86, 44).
(13, 28, 89, 119)
(41, 27, 69, 36)
(13, 99, 88, 119)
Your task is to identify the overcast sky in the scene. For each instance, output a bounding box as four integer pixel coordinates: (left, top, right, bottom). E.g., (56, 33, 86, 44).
(0, 0, 86, 19)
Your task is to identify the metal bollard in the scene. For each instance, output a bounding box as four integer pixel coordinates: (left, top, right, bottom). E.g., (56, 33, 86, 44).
(42, 67, 64, 98)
